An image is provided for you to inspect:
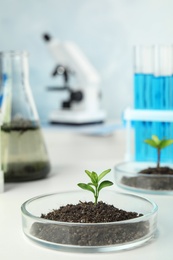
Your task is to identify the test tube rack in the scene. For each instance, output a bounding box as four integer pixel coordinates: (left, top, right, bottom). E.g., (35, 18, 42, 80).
(125, 45, 173, 162)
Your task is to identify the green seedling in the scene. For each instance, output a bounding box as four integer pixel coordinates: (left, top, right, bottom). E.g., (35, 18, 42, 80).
(77, 169, 113, 205)
(144, 135, 173, 169)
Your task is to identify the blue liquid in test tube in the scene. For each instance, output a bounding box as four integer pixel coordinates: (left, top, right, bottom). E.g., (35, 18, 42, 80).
(133, 46, 154, 161)
(134, 73, 145, 109)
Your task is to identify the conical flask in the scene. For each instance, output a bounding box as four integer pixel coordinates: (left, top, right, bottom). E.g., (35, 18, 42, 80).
(0, 51, 51, 182)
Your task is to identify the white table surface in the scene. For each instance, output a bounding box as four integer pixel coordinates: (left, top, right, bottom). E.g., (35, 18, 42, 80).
(0, 128, 173, 260)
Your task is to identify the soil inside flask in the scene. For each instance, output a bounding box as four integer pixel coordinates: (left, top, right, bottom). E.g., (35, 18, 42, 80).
(2, 119, 51, 182)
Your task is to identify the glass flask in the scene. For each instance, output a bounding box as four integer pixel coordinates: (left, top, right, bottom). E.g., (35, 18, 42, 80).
(0, 51, 51, 182)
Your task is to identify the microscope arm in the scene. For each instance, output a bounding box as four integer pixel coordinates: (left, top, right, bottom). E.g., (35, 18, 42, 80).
(43, 34, 100, 87)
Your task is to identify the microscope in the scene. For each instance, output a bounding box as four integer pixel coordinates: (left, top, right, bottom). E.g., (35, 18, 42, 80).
(43, 33, 106, 125)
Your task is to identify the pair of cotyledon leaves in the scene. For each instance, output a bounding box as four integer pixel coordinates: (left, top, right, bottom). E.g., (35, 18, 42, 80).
(144, 135, 173, 150)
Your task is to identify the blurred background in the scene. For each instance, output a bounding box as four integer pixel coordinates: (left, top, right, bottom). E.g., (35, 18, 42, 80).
(0, 0, 173, 125)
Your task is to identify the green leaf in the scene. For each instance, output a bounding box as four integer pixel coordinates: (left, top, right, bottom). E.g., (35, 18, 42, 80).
(87, 182, 96, 187)
(98, 180, 113, 192)
(144, 139, 158, 148)
(85, 170, 92, 179)
(85, 170, 98, 184)
(152, 135, 160, 145)
(98, 169, 111, 181)
(91, 171, 98, 184)
(77, 183, 95, 194)
(159, 139, 173, 149)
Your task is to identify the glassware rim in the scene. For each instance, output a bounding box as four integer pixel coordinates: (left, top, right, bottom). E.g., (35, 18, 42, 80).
(0, 50, 29, 57)
(21, 190, 158, 226)
(115, 161, 173, 177)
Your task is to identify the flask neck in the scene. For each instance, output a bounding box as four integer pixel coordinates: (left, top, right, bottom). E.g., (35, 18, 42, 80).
(0, 51, 39, 125)
(11, 51, 30, 89)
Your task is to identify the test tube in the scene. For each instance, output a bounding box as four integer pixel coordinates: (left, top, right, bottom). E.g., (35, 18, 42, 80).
(153, 45, 173, 161)
(133, 45, 154, 161)
(133, 45, 154, 109)
(153, 45, 173, 109)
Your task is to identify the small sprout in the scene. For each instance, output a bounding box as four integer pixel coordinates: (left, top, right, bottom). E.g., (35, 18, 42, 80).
(144, 135, 173, 169)
(77, 169, 113, 205)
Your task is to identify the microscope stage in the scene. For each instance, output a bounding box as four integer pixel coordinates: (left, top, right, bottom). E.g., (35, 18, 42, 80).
(49, 110, 106, 125)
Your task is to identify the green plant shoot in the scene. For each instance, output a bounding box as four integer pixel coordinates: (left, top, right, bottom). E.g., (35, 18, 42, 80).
(144, 135, 173, 169)
(77, 169, 113, 205)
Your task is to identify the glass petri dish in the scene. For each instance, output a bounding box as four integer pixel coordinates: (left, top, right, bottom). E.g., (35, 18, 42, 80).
(114, 161, 173, 195)
(21, 190, 158, 253)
